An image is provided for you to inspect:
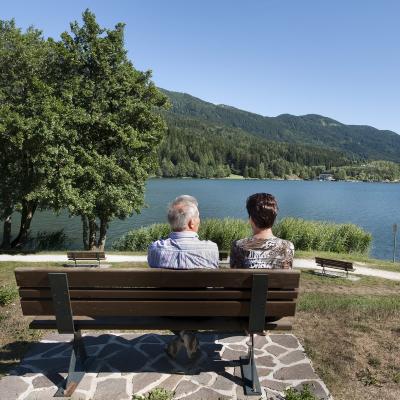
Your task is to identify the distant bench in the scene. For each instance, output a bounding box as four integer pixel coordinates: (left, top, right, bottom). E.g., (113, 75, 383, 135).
(66, 251, 105, 267)
(15, 267, 300, 397)
(315, 257, 354, 277)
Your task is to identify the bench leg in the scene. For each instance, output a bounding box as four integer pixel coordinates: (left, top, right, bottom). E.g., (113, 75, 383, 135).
(240, 334, 261, 396)
(54, 331, 88, 397)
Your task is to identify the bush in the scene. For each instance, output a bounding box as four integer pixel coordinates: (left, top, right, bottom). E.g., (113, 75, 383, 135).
(274, 218, 371, 254)
(112, 218, 250, 251)
(198, 218, 250, 250)
(34, 229, 68, 251)
(112, 217, 371, 254)
(0, 285, 18, 306)
(284, 384, 317, 400)
(132, 388, 174, 400)
(112, 223, 171, 251)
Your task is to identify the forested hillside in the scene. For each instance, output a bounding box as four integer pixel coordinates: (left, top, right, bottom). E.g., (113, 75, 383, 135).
(155, 89, 400, 181)
(161, 89, 400, 163)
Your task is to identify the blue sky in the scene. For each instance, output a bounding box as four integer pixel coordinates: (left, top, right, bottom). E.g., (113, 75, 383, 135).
(2, 0, 399, 133)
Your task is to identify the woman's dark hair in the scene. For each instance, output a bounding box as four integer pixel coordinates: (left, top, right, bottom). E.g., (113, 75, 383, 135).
(246, 193, 278, 229)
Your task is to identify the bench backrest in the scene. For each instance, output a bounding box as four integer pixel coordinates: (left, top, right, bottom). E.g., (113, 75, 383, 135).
(15, 268, 300, 322)
(315, 257, 353, 270)
(67, 251, 106, 260)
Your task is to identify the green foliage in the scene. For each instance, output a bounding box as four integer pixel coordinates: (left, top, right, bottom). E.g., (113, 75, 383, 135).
(112, 218, 250, 251)
(55, 10, 169, 248)
(274, 218, 371, 254)
(163, 89, 400, 163)
(132, 388, 174, 400)
(332, 161, 400, 182)
(157, 115, 352, 179)
(198, 218, 250, 250)
(0, 11, 168, 250)
(284, 385, 317, 400)
(112, 217, 370, 253)
(0, 285, 18, 306)
(112, 223, 171, 251)
(33, 230, 68, 251)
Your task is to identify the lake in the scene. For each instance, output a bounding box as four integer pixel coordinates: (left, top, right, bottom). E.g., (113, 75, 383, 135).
(2, 179, 400, 260)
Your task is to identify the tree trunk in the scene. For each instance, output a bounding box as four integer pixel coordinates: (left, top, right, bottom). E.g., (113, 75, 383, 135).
(81, 214, 89, 250)
(88, 217, 97, 250)
(11, 200, 37, 248)
(1, 209, 13, 249)
(97, 217, 108, 250)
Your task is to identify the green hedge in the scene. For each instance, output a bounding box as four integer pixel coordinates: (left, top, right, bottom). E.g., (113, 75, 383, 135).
(112, 217, 371, 254)
(273, 217, 371, 254)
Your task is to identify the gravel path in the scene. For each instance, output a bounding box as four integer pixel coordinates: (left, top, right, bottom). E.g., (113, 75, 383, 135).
(1, 253, 400, 281)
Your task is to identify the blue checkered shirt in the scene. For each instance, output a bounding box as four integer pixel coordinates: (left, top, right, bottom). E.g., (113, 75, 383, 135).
(147, 231, 219, 269)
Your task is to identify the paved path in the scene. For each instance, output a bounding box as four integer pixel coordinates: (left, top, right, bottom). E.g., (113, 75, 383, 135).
(1, 253, 400, 281)
(0, 333, 332, 400)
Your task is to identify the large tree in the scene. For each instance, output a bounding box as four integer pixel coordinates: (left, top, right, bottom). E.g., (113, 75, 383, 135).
(57, 10, 168, 249)
(0, 20, 74, 248)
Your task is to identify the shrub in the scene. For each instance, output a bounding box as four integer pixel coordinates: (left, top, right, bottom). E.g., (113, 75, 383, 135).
(274, 218, 371, 254)
(34, 229, 68, 251)
(113, 223, 171, 251)
(284, 384, 317, 400)
(112, 217, 371, 254)
(0, 285, 18, 306)
(132, 388, 174, 400)
(112, 218, 250, 251)
(198, 218, 250, 250)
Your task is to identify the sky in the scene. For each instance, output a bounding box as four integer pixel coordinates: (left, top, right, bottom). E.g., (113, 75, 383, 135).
(2, 0, 399, 133)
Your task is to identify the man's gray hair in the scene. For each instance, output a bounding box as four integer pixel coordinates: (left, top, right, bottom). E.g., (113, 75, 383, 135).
(168, 195, 199, 231)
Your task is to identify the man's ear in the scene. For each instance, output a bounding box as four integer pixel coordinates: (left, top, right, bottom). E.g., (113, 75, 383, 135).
(187, 218, 195, 230)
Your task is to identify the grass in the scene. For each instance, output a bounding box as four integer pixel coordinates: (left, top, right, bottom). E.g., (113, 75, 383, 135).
(0, 262, 399, 399)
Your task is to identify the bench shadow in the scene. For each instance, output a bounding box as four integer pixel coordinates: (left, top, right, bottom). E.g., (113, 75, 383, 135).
(8, 333, 247, 389)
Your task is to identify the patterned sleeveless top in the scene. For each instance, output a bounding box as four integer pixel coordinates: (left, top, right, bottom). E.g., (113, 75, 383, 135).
(230, 236, 294, 269)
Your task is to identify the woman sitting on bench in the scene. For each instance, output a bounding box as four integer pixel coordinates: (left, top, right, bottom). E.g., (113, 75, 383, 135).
(230, 192, 294, 269)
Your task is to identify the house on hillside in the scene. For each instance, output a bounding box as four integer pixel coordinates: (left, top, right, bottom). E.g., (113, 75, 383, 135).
(318, 173, 335, 181)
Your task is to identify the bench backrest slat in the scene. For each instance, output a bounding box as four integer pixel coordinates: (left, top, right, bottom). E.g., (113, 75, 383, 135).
(67, 251, 106, 260)
(15, 268, 300, 289)
(18, 288, 298, 300)
(19, 299, 296, 317)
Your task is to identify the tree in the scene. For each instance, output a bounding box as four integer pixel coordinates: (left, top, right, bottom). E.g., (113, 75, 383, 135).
(57, 10, 168, 249)
(0, 20, 73, 248)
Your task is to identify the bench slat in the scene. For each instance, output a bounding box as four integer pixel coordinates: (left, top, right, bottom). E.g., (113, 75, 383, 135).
(15, 268, 300, 289)
(30, 316, 294, 331)
(20, 299, 296, 317)
(19, 288, 298, 301)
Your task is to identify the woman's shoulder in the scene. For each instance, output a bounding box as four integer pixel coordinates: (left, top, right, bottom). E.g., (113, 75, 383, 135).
(271, 236, 294, 250)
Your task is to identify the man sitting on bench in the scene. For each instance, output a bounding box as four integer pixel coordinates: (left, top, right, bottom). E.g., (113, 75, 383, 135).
(148, 195, 219, 359)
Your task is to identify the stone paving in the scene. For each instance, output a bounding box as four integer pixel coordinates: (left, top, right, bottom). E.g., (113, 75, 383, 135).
(0, 333, 332, 400)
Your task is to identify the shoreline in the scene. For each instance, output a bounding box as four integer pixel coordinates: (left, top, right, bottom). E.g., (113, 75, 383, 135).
(150, 175, 400, 183)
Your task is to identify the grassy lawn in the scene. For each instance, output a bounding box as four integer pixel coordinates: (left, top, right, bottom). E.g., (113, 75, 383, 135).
(0, 262, 399, 399)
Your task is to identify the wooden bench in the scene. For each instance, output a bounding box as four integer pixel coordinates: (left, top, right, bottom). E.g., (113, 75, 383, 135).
(315, 257, 354, 277)
(66, 251, 106, 267)
(15, 267, 300, 397)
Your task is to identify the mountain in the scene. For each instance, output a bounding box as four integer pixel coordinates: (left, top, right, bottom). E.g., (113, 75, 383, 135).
(161, 89, 400, 163)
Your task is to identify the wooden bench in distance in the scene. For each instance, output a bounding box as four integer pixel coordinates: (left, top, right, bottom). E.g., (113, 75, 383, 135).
(66, 251, 106, 267)
(15, 267, 300, 397)
(315, 257, 354, 277)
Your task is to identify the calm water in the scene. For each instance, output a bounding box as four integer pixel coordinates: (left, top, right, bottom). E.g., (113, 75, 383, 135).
(2, 179, 400, 260)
